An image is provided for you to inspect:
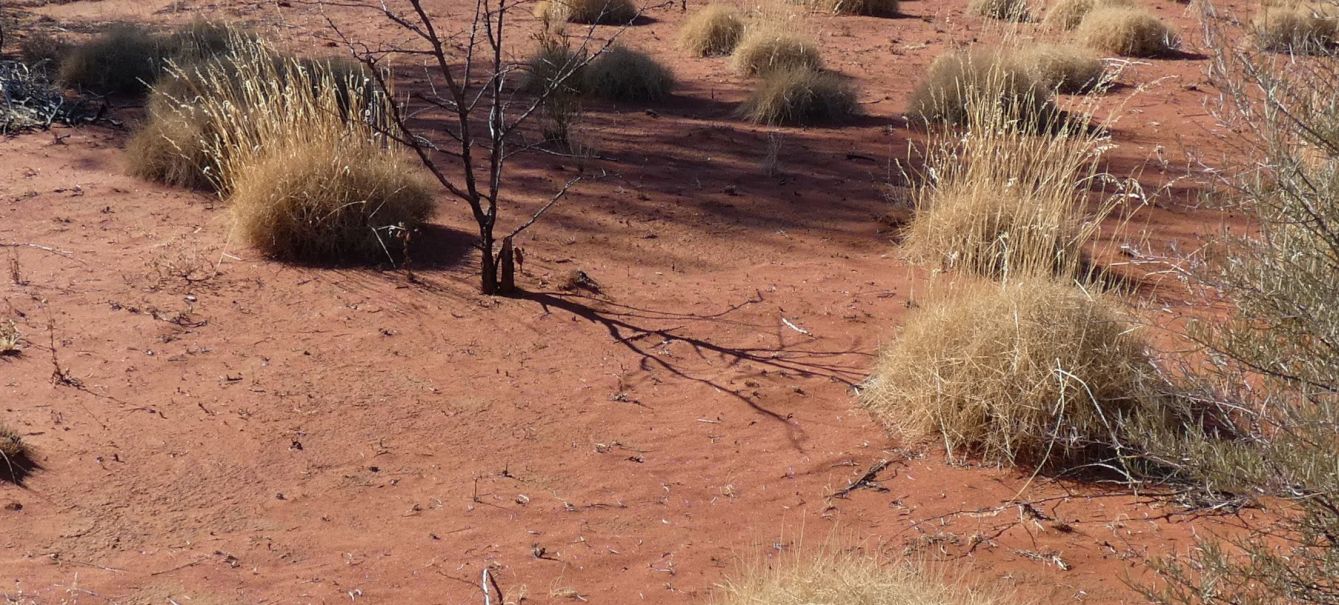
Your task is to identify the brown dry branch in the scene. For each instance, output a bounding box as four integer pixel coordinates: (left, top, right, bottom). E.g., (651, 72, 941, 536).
(312, 0, 668, 295)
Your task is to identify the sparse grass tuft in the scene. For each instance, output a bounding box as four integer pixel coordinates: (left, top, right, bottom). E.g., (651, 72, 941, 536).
(1075, 6, 1179, 57)
(0, 426, 26, 461)
(678, 5, 746, 56)
(1041, 0, 1131, 31)
(903, 62, 1111, 280)
(860, 279, 1166, 469)
(908, 50, 1054, 127)
(1253, 5, 1338, 54)
(970, 0, 1031, 22)
(583, 45, 674, 101)
(521, 39, 587, 145)
(738, 67, 858, 125)
(731, 28, 823, 76)
(534, 0, 639, 25)
(716, 549, 1008, 605)
(0, 320, 19, 356)
(0, 423, 32, 483)
(1011, 43, 1107, 93)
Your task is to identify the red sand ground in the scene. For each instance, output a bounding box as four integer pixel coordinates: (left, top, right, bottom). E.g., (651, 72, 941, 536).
(1, 0, 1266, 602)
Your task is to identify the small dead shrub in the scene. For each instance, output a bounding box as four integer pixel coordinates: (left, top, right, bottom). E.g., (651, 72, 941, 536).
(1041, 0, 1131, 31)
(1076, 7, 1179, 57)
(1253, 5, 1338, 54)
(677, 4, 746, 56)
(521, 40, 587, 145)
(970, 0, 1031, 22)
(583, 45, 674, 101)
(534, 0, 638, 25)
(1011, 43, 1107, 93)
(717, 550, 1007, 605)
(18, 33, 71, 71)
(908, 50, 1053, 126)
(230, 141, 435, 262)
(731, 28, 823, 76)
(738, 67, 858, 125)
(860, 279, 1166, 469)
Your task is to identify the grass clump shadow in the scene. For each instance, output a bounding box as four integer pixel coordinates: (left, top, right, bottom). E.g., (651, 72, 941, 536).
(1075, 6, 1179, 57)
(860, 279, 1169, 471)
(678, 4, 746, 56)
(738, 66, 858, 125)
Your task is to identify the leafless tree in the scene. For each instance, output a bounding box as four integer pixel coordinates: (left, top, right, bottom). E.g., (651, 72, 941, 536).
(314, 0, 661, 295)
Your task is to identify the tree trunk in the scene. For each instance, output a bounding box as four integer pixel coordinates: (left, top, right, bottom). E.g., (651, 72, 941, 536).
(499, 236, 515, 295)
(480, 240, 498, 295)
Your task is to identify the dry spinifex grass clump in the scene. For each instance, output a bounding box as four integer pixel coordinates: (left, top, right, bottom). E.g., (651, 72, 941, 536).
(1075, 6, 1179, 57)
(1011, 43, 1107, 94)
(970, 0, 1031, 22)
(796, 0, 899, 17)
(739, 67, 858, 125)
(716, 550, 1007, 605)
(1253, 3, 1339, 54)
(128, 50, 371, 191)
(860, 279, 1164, 468)
(731, 26, 823, 76)
(583, 45, 675, 101)
(534, 0, 638, 24)
(678, 4, 746, 56)
(1041, 0, 1131, 31)
(58, 21, 237, 95)
(908, 50, 1055, 127)
(131, 35, 435, 263)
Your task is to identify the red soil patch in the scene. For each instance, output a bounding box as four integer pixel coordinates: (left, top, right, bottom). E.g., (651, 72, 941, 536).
(1, 0, 1263, 602)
